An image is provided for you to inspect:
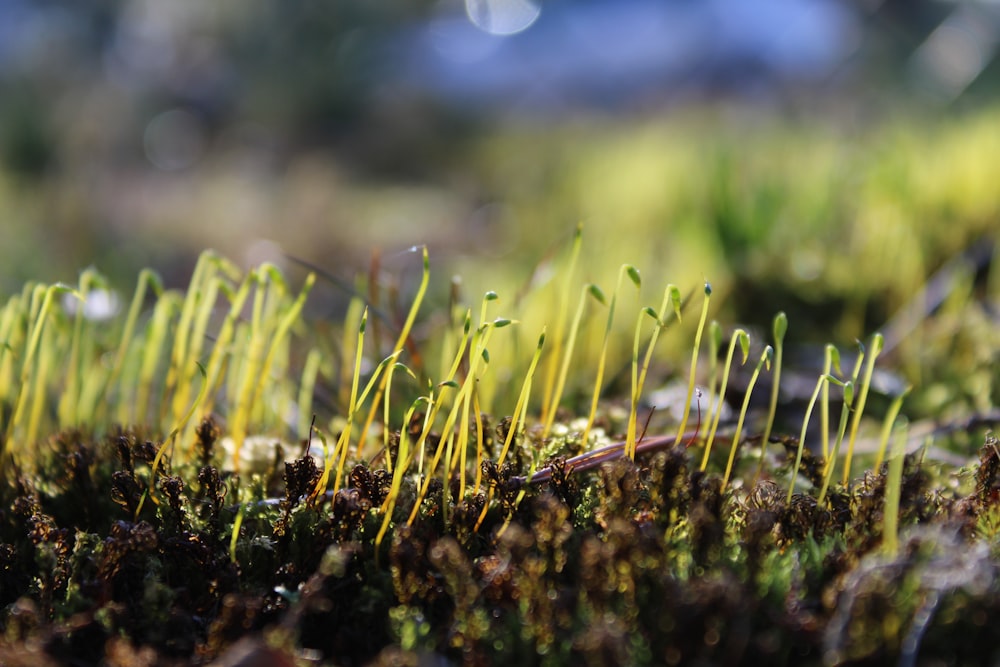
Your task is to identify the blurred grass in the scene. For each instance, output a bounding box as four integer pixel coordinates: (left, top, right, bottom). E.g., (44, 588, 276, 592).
(1, 104, 997, 419)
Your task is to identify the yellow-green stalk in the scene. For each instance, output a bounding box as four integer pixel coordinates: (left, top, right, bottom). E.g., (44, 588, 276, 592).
(842, 333, 884, 486)
(722, 345, 772, 492)
(625, 286, 682, 460)
(375, 396, 429, 562)
(58, 268, 107, 427)
(382, 362, 416, 473)
(132, 291, 180, 427)
(582, 265, 640, 449)
(676, 282, 712, 442)
(540, 224, 583, 427)
(820, 343, 839, 459)
(756, 311, 786, 480)
(314, 307, 368, 498)
(786, 373, 828, 504)
(140, 362, 209, 518)
(817, 379, 854, 505)
(873, 385, 912, 471)
(542, 283, 598, 438)
(407, 318, 506, 526)
(882, 423, 909, 556)
(4, 282, 78, 462)
(703, 320, 724, 445)
(298, 348, 327, 441)
(356, 246, 429, 458)
(700, 328, 748, 471)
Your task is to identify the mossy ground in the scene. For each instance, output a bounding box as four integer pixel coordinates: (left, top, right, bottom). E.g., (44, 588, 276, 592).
(2, 411, 999, 666)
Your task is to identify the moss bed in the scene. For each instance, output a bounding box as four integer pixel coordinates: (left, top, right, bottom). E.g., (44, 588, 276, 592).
(2, 414, 1000, 666)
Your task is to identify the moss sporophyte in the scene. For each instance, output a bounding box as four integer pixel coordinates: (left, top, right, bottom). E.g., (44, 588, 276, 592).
(1, 236, 999, 666)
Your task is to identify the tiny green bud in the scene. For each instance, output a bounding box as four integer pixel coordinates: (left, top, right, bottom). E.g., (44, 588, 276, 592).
(843, 381, 855, 405)
(773, 311, 787, 342)
(871, 332, 884, 356)
(588, 284, 607, 305)
(625, 265, 641, 288)
(737, 330, 750, 363)
(669, 285, 682, 322)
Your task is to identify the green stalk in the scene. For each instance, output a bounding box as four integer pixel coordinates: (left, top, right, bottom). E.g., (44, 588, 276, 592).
(722, 346, 771, 492)
(786, 373, 828, 504)
(582, 265, 640, 449)
(873, 385, 912, 472)
(882, 423, 909, 556)
(842, 333, 884, 486)
(314, 307, 367, 498)
(408, 319, 504, 526)
(756, 312, 786, 480)
(676, 283, 712, 442)
(496, 329, 546, 467)
(820, 344, 839, 459)
(703, 320, 723, 447)
(139, 362, 209, 518)
(59, 268, 105, 428)
(375, 396, 429, 563)
(700, 329, 748, 471)
(817, 379, 854, 505)
(540, 224, 583, 428)
(298, 348, 326, 441)
(4, 283, 77, 461)
(131, 291, 180, 427)
(356, 246, 429, 458)
(625, 285, 682, 460)
(542, 283, 596, 438)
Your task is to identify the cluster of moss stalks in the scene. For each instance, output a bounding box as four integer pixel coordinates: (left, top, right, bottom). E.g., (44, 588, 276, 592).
(1, 243, 998, 665)
(2, 416, 1000, 665)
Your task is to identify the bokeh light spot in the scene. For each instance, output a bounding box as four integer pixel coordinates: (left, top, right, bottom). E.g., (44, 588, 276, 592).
(465, 0, 541, 36)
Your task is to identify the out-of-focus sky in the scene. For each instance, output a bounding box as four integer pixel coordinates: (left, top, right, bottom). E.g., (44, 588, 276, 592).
(0, 0, 998, 292)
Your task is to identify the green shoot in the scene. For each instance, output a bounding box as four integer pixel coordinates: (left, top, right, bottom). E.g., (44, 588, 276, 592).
(582, 265, 641, 449)
(873, 385, 913, 471)
(704, 320, 723, 445)
(676, 282, 712, 442)
(817, 378, 854, 505)
(540, 224, 583, 427)
(133, 291, 181, 427)
(625, 285, 682, 460)
(542, 283, 598, 438)
(140, 362, 209, 518)
(356, 246, 429, 458)
(700, 328, 748, 471)
(842, 333, 884, 486)
(229, 502, 245, 566)
(756, 312, 786, 480)
(407, 318, 505, 526)
(58, 268, 107, 427)
(298, 348, 326, 441)
(722, 345, 772, 492)
(3, 282, 79, 464)
(820, 343, 840, 459)
(496, 329, 546, 467)
(787, 373, 828, 504)
(882, 422, 909, 556)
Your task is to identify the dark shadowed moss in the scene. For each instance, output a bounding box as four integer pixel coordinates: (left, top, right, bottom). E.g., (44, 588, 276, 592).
(3, 422, 1000, 665)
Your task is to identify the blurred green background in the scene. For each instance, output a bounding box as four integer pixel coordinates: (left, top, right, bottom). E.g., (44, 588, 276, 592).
(1, 0, 998, 354)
